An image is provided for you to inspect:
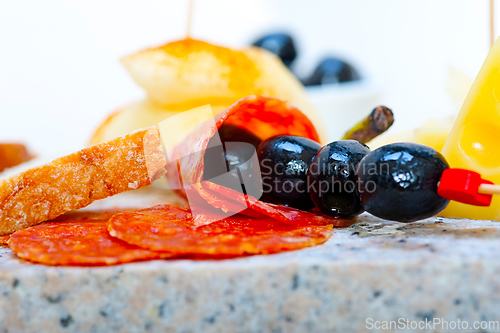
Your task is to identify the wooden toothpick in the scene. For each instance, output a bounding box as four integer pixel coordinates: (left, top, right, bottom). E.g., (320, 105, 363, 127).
(491, 0, 496, 47)
(479, 183, 500, 195)
(186, 0, 195, 38)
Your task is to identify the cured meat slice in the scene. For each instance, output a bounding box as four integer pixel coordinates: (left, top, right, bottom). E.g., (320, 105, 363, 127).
(202, 181, 351, 227)
(107, 205, 333, 255)
(0, 143, 32, 172)
(8, 211, 166, 266)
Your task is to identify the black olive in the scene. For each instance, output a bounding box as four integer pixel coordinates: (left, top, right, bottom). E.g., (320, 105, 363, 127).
(203, 125, 262, 197)
(257, 135, 322, 210)
(305, 57, 360, 86)
(252, 33, 297, 68)
(356, 143, 450, 222)
(308, 140, 371, 218)
(215, 124, 261, 150)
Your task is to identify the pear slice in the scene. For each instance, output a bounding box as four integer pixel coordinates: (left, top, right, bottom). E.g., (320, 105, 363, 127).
(90, 38, 324, 145)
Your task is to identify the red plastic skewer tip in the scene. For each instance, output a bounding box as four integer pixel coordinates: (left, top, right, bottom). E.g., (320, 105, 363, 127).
(437, 168, 493, 207)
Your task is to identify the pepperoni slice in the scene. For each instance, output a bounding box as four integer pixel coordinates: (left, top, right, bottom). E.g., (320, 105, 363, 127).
(107, 205, 333, 256)
(201, 181, 353, 227)
(8, 211, 167, 266)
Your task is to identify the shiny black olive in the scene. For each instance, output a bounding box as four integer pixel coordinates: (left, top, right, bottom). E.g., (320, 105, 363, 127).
(257, 135, 322, 210)
(305, 57, 360, 86)
(252, 33, 297, 67)
(203, 125, 262, 197)
(356, 143, 450, 222)
(308, 140, 371, 218)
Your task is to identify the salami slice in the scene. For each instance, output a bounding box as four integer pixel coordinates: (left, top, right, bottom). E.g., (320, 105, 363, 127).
(202, 181, 352, 227)
(8, 211, 167, 266)
(107, 205, 333, 255)
(164, 95, 353, 227)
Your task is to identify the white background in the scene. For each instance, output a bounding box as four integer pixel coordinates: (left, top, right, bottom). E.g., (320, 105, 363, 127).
(0, 0, 495, 155)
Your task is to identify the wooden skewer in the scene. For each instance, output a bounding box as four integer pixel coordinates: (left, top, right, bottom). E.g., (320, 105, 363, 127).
(479, 183, 500, 195)
(491, 0, 496, 47)
(186, 0, 195, 38)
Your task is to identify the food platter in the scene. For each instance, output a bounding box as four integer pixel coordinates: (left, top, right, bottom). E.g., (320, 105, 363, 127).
(0, 189, 499, 332)
(2, 5, 500, 331)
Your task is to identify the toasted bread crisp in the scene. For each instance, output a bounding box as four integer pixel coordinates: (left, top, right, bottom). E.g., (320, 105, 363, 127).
(0, 127, 164, 235)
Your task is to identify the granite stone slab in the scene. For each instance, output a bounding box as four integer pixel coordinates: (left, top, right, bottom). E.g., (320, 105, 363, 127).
(0, 190, 500, 332)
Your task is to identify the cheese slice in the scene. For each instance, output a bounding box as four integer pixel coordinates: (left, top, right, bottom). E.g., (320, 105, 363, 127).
(440, 37, 500, 220)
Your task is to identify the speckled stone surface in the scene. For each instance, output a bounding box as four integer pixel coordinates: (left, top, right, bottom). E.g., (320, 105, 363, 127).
(1, 190, 500, 332)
